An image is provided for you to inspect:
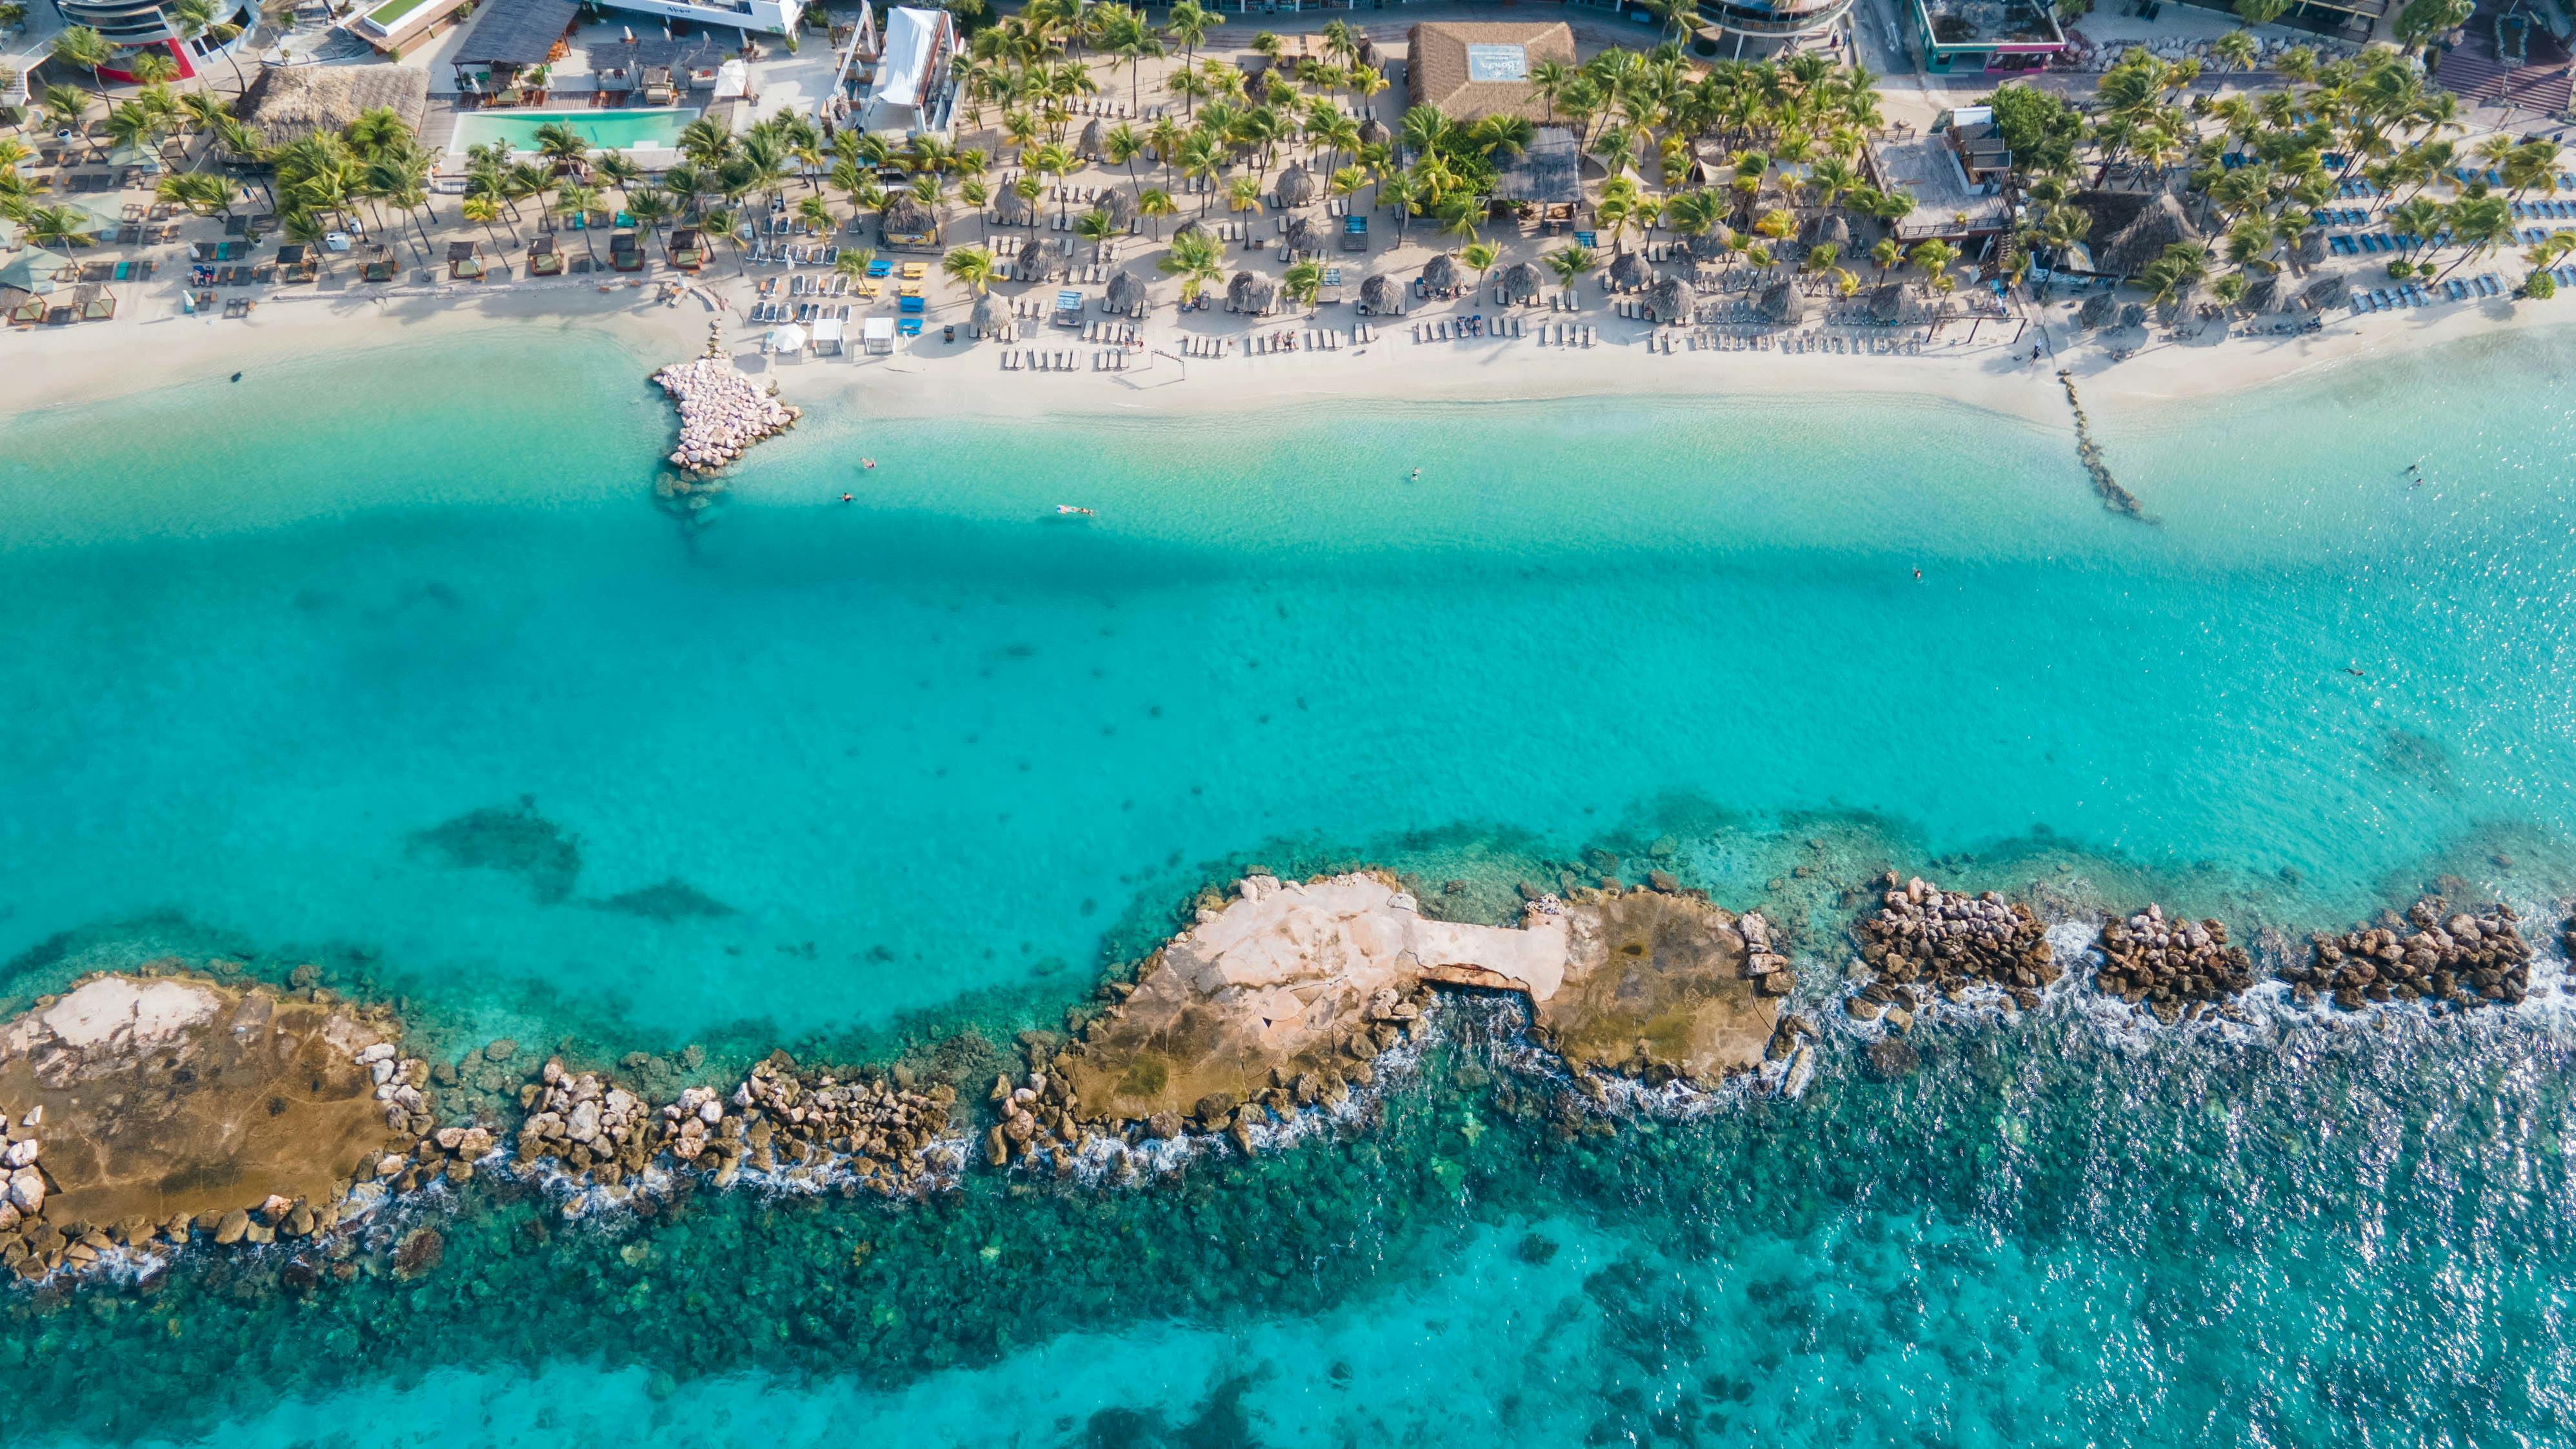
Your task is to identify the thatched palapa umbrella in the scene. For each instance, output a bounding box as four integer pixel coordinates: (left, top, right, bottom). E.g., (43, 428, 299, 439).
(2117, 302, 2147, 330)
(1607, 248, 1648, 292)
(2241, 274, 2278, 314)
(1420, 252, 1459, 294)
(2302, 273, 2348, 310)
(1645, 274, 1695, 325)
(1104, 269, 1148, 315)
(1077, 117, 1106, 161)
(1359, 272, 1401, 315)
(1101, 188, 1137, 231)
(1017, 235, 1052, 279)
(2099, 192, 2201, 279)
(1358, 115, 1389, 149)
(1680, 227, 1733, 264)
(1275, 160, 1317, 210)
(1868, 283, 1907, 325)
(1281, 214, 1318, 255)
(2077, 290, 2117, 329)
(1172, 218, 1206, 245)
(1758, 279, 1804, 325)
(970, 292, 1004, 338)
(1808, 214, 1851, 251)
(1499, 261, 1543, 306)
(993, 188, 1035, 227)
(1227, 270, 1276, 314)
(2293, 228, 2324, 268)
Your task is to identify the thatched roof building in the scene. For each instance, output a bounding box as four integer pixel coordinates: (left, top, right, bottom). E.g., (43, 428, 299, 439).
(2097, 192, 2202, 278)
(1226, 270, 1276, 313)
(1104, 269, 1148, 315)
(1758, 279, 1804, 324)
(233, 65, 429, 149)
(1606, 248, 1648, 292)
(1420, 252, 1459, 294)
(1405, 21, 1577, 123)
(1499, 260, 1543, 305)
(1275, 161, 1316, 209)
(881, 195, 938, 247)
(1645, 274, 1693, 325)
(1359, 273, 1401, 315)
(1491, 126, 1580, 208)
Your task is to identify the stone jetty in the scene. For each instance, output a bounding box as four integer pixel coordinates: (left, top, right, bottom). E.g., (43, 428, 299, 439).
(0, 971, 422, 1279)
(2095, 905, 2255, 1023)
(1046, 871, 1786, 1157)
(1850, 874, 2059, 1024)
(654, 325, 800, 475)
(2279, 896, 2531, 1011)
(2055, 370, 2151, 521)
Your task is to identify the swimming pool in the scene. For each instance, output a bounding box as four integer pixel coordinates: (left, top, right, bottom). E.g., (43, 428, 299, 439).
(449, 108, 699, 154)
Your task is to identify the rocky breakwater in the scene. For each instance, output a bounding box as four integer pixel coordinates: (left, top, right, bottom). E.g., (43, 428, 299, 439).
(0, 971, 423, 1279)
(1048, 871, 1787, 1157)
(2278, 896, 2531, 1011)
(1850, 874, 2059, 1026)
(2094, 905, 2255, 1024)
(654, 346, 800, 476)
(513, 1053, 957, 1205)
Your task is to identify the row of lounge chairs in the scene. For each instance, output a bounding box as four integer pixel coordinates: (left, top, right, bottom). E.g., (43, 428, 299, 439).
(2511, 200, 2576, 219)
(1412, 315, 1527, 341)
(1077, 320, 1141, 343)
(749, 301, 852, 324)
(1000, 350, 1088, 370)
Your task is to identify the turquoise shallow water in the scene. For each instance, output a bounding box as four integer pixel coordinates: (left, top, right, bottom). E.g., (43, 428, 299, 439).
(6, 325, 2576, 1444)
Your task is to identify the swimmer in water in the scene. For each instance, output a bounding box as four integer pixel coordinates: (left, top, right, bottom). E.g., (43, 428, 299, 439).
(1913, 568, 1922, 580)
(861, 457, 877, 470)
(840, 493, 854, 503)
(230, 372, 243, 382)
(1410, 468, 1421, 481)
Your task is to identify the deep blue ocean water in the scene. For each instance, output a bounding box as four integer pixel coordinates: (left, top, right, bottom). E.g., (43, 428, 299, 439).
(5, 325, 2576, 1445)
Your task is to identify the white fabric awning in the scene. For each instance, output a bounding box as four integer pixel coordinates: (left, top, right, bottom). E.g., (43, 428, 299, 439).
(768, 324, 808, 351)
(811, 317, 846, 343)
(872, 8, 943, 108)
(714, 59, 751, 100)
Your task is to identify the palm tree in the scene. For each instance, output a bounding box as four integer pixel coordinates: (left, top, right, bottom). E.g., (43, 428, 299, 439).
(127, 49, 178, 89)
(1461, 241, 1499, 288)
(1906, 237, 1959, 295)
(1283, 256, 1322, 310)
(532, 121, 592, 179)
(1872, 236, 1902, 276)
(624, 186, 674, 241)
(49, 26, 114, 107)
(1163, 0, 1212, 75)
(943, 243, 998, 294)
(1137, 186, 1175, 239)
(1157, 226, 1224, 303)
(1544, 244, 1595, 290)
(556, 183, 602, 260)
(1225, 172, 1264, 223)
(461, 192, 514, 247)
(23, 203, 97, 249)
(2431, 193, 2513, 283)
(797, 194, 835, 237)
(1075, 205, 1120, 259)
(170, 0, 250, 95)
(836, 247, 877, 287)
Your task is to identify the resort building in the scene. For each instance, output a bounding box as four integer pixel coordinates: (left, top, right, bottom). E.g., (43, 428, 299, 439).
(1404, 21, 1578, 123)
(450, 0, 581, 106)
(2166, 0, 2388, 43)
(346, 0, 479, 56)
(52, 0, 255, 82)
(232, 63, 433, 152)
(1689, 0, 1853, 61)
(590, 0, 805, 41)
(1905, 0, 2066, 75)
(1864, 106, 2012, 255)
(846, 6, 961, 139)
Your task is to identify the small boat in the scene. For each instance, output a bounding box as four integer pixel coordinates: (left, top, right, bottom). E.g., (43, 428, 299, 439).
(1055, 505, 1095, 517)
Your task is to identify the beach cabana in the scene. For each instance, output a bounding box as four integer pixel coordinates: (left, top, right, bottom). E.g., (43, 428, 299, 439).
(1226, 270, 1276, 315)
(1419, 252, 1459, 296)
(668, 227, 708, 271)
(1359, 273, 1401, 316)
(1606, 249, 1648, 292)
(880, 195, 939, 251)
(1498, 261, 1543, 306)
(275, 243, 319, 283)
(4, 287, 43, 326)
(766, 323, 808, 355)
(1274, 161, 1317, 211)
(1645, 275, 1694, 325)
(1758, 279, 1804, 325)
(74, 283, 115, 321)
(862, 315, 896, 354)
(610, 232, 644, 273)
(1103, 270, 1147, 316)
(447, 240, 484, 281)
(812, 317, 845, 355)
(526, 235, 563, 275)
(360, 245, 399, 283)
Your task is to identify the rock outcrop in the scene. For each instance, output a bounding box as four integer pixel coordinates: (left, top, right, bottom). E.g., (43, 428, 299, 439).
(2095, 904, 2255, 1022)
(2278, 896, 2531, 1011)
(1850, 874, 2057, 1022)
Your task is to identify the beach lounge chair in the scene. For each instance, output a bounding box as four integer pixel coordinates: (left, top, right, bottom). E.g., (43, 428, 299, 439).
(866, 258, 891, 278)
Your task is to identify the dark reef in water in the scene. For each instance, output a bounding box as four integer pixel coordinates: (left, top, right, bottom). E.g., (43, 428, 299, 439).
(406, 803, 584, 906)
(587, 878, 739, 922)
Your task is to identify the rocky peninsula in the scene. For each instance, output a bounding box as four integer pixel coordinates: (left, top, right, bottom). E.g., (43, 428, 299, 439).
(654, 327, 801, 477)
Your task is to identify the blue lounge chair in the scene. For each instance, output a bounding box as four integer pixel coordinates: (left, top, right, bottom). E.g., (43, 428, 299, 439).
(866, 258, 891, 277)
(897, 317, 922, 335)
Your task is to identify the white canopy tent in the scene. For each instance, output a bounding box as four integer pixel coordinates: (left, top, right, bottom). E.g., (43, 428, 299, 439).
(810, 316, 846, 354)
(766, 323, 809, 354)
(861, 315, 897, 354)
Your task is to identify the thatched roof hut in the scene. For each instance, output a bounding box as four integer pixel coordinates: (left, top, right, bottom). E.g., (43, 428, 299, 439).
(993, 188, 1036, 226)
(1017, 235, 1051, 277)
(1807, 213, 1851, 251)
(970, 292, 1004, 337)
(1606, 248, 1648, 291)
(1172, 218, 1206, 245)
(1077, 117, 1106, 160)
(1104, 269, 1148, 315)
(2077, 290, 2117, 329)
(1227, 270, 1276, 314)
(1679, 227, 1733, 264)
(2241, 274, 2278, 314)
(2098, 192, 2201, 279)
(1358, 115, 1390, 149)
(1420, 252, 1459, 294)
(1499, 260, 1543, 305)
(881, 194, 937, 245)
(1645, 274, 1693, 325)
(1758, 279, 1804, 325)
(1275, 160, 1317, 210)
(233, 64, 429, 149)
(2117, 301, 2147, 329)
(1276, 215, 1313, 255)
(1359, 272, 1401, 315)
(2302, 272, 2348, 310)
(1867, 283, 1912, 325)
(1100, 188, 1136, 230)
(2293, 228, 2324, 268)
